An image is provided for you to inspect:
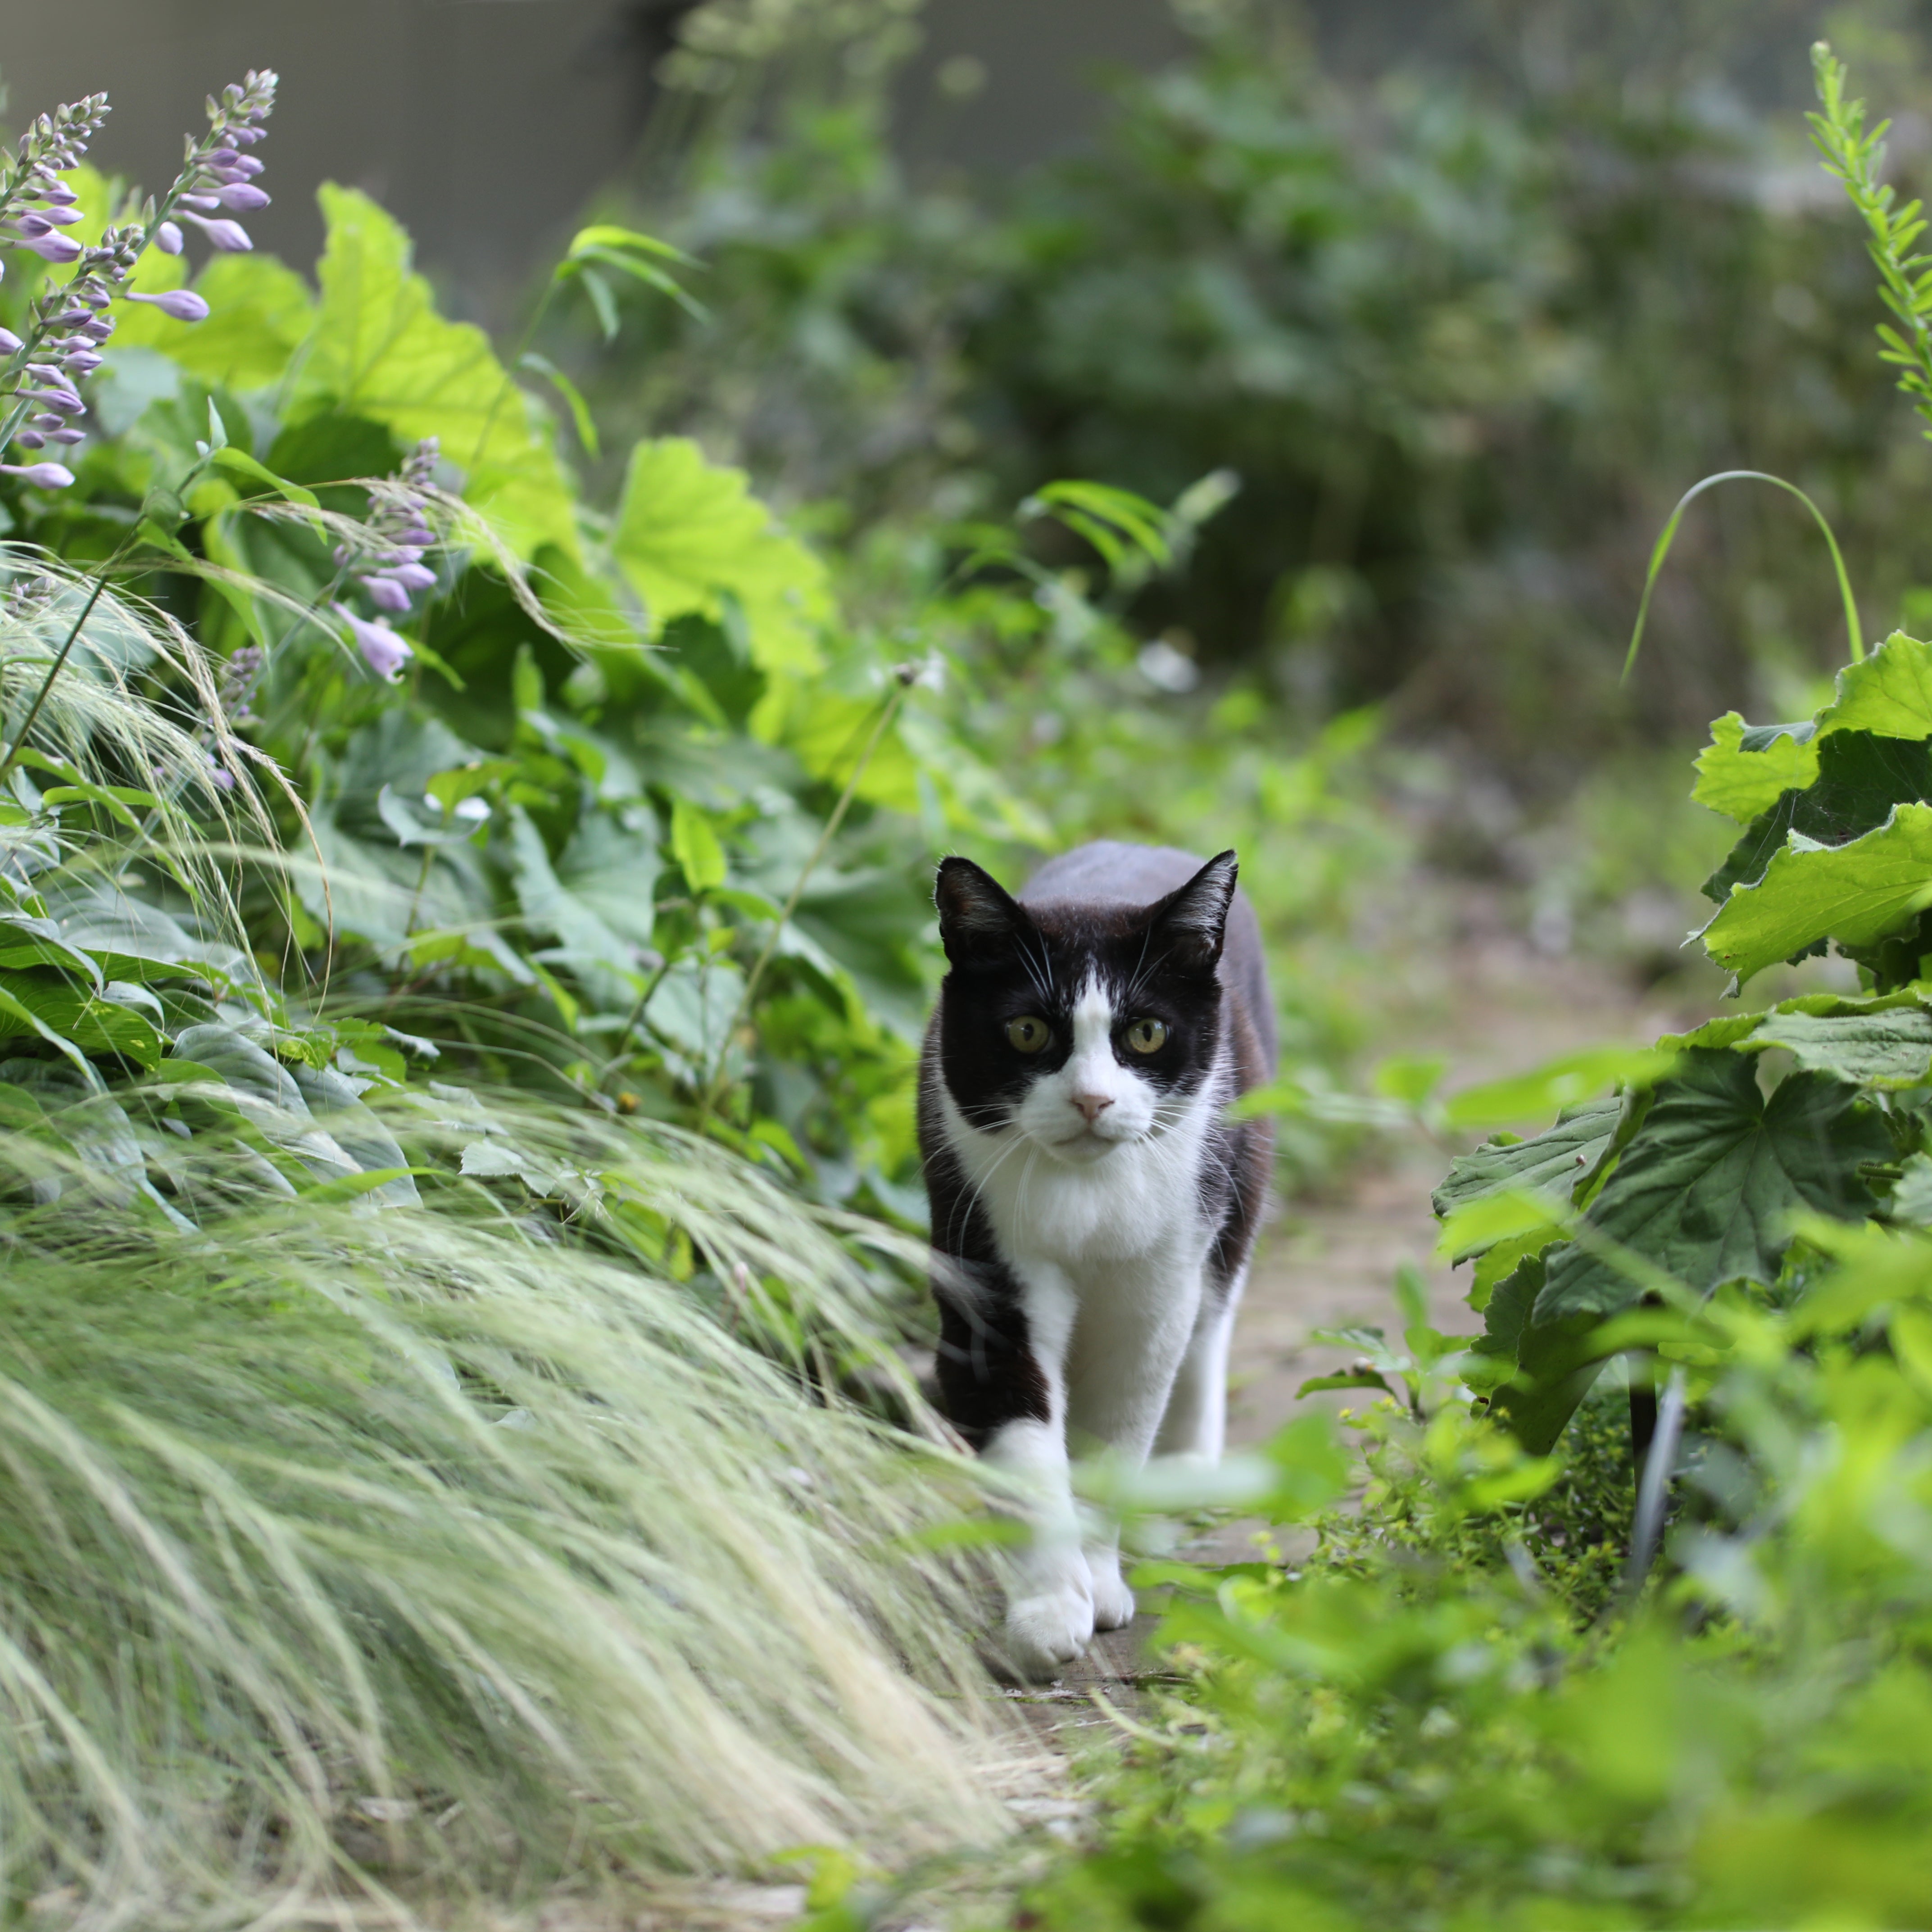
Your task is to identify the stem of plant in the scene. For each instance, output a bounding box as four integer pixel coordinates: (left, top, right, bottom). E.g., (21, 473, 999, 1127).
(467, 282, 558, 476)
(693, 666, 917, 1131)
(0, 565, 117, 794)
(603, 949, 679, 1082)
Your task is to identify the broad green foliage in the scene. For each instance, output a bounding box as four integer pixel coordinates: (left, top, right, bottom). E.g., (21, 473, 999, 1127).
(293, 186, 580, 560)
(1022, 1246, 1932, 1927)
(1705, 803, 1932, 978)
(1692, 710, 1819, 820)
(612, 434, 829, 669)
(1536, 1052, 1882, 1318)
(1693, 634, 1932, 983)
(1425, 62, 1932, 1461)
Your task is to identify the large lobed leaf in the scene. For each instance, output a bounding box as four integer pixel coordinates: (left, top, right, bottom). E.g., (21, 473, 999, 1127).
(292, 186, 580, 560)
(611, 436, 830, 672)
(1534, 1048, 1886, 1321)
(1700, 800, 1932, 981)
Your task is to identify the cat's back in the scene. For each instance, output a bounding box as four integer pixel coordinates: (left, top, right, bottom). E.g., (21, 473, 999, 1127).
(1020, 840, 1278, 1081)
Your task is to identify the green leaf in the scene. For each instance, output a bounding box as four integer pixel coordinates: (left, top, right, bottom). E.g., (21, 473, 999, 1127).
(1819, 629, 1932, 739)
(0, 915, 104, 989)
(1701, 801, 1932, 982)
(1748, 1003, 1932, 1087)
(208, 446, 322, 511)
(517, 351, 599, 458)
(1296, 1369, 1396, 1398)
(1430, 1096, 1623, 1238)
(0, 970, 163, 1070)
(577, 267, 620, 342)
(1536, 1049, 1888, 1322)
(1435, 1188, 1571, 1267)
(1889, 1150, 1932, 1225)
(1692, 711, 1821, 822)
(558, 226, 705, 321)
(1701, 730, 1930, 905)
(668, 797, 727, 893)
(111, 253, 316, 389)
(564, 223, 698, 268)
(611, 438, 830, 672)
(292, 185, 579, 560)
(1023, 480, 1173, 570)
(506, 804, 656, 1009)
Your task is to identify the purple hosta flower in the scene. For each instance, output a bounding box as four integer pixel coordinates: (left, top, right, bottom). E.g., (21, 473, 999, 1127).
(363, 574, 413, 613)
(0, 94, 110, 259)
(0, 223, 143, 466)
(126, 288, 210, 322)
(217, 643, 266, 728)
(179, 213, 251, 253)
(335, 603, 414, 682)
(335, 439, 444, 638)
(7, 230, 82, 265)
(2, 573, 59, 619)
(153, 220, 184, 255)
(0, 462, 75, 489)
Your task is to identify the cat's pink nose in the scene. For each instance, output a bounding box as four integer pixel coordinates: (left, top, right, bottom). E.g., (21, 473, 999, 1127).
(1070, 1093, 1114, 1124)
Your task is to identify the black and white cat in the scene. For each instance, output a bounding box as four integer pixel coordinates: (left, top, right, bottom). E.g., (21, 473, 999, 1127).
(917, 841, 1277, 1678)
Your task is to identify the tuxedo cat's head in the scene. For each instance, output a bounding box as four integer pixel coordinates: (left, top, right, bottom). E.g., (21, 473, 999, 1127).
(931, 850, 1238, 1163)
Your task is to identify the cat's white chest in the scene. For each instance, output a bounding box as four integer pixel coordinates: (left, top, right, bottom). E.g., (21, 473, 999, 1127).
(940, 1085, 1216, 1274)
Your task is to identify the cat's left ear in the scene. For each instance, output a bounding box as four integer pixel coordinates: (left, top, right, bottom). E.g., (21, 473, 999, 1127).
(1149, 850, 1238, 974)
(935, 855, 1031, 969)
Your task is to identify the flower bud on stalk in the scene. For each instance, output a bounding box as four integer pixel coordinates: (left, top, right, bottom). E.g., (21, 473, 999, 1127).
(335, 603, 415, 682)
(330, 439, 446, 677)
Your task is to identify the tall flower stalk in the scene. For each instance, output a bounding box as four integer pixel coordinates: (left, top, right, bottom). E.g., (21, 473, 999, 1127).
(0, 72, 278, 488)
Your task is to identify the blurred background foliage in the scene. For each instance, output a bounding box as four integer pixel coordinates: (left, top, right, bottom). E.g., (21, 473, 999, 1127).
(570, 0, 1932, 894)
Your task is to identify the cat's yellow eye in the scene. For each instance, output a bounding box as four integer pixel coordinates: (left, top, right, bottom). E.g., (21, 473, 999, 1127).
(1125, 1017, 1169, 1055)
(1005, 1016, 1051, 1054)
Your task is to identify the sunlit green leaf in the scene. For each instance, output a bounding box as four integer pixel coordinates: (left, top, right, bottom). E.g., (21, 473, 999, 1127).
(612, 437, 829, 671)
(1701, 800, 1932, 981)
(294, 185, 579, 560)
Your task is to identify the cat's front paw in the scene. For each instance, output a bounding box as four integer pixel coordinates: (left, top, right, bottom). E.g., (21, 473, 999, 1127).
(1087, 1552, 1136, 1631)
(999, 1582, 1095, 1680)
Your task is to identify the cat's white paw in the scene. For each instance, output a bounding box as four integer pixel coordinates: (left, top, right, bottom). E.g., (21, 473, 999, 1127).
(1087, 1552, 1137, 1631)
(1000, 1581, 1095, 1680)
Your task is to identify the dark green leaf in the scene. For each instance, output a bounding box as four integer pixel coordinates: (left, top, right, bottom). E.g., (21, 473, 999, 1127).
(1431, 1095, 1623, 1238)
(1749, 1003, 1932, 1087)
(1536, 1049, 1889, 1322)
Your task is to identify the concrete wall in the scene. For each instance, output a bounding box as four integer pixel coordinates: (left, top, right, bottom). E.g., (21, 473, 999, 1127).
(3, 0, 663, 318)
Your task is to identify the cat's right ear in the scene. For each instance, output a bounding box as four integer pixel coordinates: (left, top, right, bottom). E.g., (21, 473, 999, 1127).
(935, 856, 1028, 968)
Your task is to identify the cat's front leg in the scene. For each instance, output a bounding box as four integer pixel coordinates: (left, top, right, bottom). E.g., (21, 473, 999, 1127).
(1068, 1251, 1211, 1635)
(967, 1259, 1093, 1678)
(983, 1416, 1094, 1675)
